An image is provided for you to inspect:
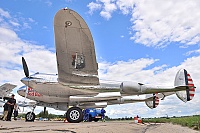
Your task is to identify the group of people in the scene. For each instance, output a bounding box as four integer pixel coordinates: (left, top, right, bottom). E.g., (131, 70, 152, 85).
(1, 94, 20, 121)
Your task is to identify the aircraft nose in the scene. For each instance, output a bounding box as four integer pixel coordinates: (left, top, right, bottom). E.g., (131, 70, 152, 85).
(17, 86, 26, 96)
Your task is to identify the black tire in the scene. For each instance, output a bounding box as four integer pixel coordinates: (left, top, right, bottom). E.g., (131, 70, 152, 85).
(94, 118, 100, 122)
(25, 112, 35, 122)
(66, 107, 83, 123)
(88, 115, 92, 122)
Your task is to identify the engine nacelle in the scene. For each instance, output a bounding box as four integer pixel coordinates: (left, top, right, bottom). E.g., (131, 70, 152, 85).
(120, 81, 147, 94)
(145, 93, 159, 109)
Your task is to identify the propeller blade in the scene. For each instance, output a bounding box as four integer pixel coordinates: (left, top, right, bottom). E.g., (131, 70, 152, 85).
(22, 57, 29, 78)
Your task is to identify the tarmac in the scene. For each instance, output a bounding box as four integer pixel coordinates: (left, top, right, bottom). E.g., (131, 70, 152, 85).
(0, 120, 199, 133)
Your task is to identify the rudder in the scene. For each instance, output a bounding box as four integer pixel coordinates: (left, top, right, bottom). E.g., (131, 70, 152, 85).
(174, 69, 195, 102)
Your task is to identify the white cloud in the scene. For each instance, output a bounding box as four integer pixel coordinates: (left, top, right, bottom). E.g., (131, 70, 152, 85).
(88, 0, 200, 48)
(42, 26, 48, 29)
(0, 8, 57, 113)
(87, 2, 102, 15)
(0, 33, 57, 85)
(0, 27, 19, 42)
(185, 49, 200, 56)
(22, 22, 31, 29)
(45, 1, 52, 7)
(9, 20, 20, 27)
(100, 11, 112, 20)
(99, 58, 159, 83)
(88, 0, 117, 20)
(101, 2, 117, 20)
(28, 18, 35, 23)
(0, 8, 11, 18)
(0, 8, 36, 31)
(130, 0, 200, 48)
(116, 0, 135, 15)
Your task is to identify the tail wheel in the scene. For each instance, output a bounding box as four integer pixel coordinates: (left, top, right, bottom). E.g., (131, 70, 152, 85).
(66, 107, 83, 123)
(25, 112, 35, 122)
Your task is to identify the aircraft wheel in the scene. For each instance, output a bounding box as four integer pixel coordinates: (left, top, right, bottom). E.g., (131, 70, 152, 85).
(94, 118, 100, 122)
(86, 115, 93, 122)
(25, 112, 35, 122)
(66, 107, 83, 123)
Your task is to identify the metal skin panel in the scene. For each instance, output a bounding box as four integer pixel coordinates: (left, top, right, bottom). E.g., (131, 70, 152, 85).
(54, 9, 99, 85)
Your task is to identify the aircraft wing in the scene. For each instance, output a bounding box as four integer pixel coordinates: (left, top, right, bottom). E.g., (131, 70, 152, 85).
(0, 83, 17, 97)
(54, 9, 99, 86)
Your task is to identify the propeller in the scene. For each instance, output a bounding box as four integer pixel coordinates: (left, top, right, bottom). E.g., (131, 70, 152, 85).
(22, 57, 29, 78)
(22, 57, 30, 104)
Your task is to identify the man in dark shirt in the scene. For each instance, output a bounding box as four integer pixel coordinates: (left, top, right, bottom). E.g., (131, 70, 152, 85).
(6, 94, 16, 121)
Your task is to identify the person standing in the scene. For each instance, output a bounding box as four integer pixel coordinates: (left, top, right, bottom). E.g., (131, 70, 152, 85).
(2, 102, 8, 121)
(14, 104, 20, 120)
(101, 108, 106, 122)
(7, 94, 16, 121)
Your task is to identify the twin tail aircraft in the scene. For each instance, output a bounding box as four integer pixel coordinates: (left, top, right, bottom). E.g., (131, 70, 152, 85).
(14, 8, 196, 123)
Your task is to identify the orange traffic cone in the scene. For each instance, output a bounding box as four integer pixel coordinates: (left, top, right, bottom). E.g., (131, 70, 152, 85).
(64, 118, 68, 123)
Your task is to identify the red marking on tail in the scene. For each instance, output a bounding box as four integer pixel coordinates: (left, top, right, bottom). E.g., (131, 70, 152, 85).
(155, 93, 159, 107)
(187, 73, 195, 100)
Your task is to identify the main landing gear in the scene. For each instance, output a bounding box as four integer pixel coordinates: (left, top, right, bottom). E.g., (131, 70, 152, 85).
(66, 107, 83, 123)
(25, 105, 36, 122)
(25, 106, 84, 123)
(25, 112, 35, 122)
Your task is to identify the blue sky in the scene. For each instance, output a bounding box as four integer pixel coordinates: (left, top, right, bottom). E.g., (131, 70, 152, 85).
(0, 0, 200, 118)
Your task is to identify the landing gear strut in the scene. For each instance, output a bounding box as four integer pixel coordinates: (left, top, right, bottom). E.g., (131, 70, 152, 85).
(66, 107, 83, 123)
(25, 105, 36, 122)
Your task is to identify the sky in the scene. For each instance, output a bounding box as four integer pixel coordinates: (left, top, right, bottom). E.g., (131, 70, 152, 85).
(0, 0, 200, 118)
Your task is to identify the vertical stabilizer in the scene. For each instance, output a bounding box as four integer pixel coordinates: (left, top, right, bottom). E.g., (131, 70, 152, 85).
(174, 69, 195, 102)
(145, 93, 159, 109)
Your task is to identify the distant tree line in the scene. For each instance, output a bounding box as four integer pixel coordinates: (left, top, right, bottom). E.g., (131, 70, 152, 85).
(18, 110, 65, 119)
(105, 116, 133, 121)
